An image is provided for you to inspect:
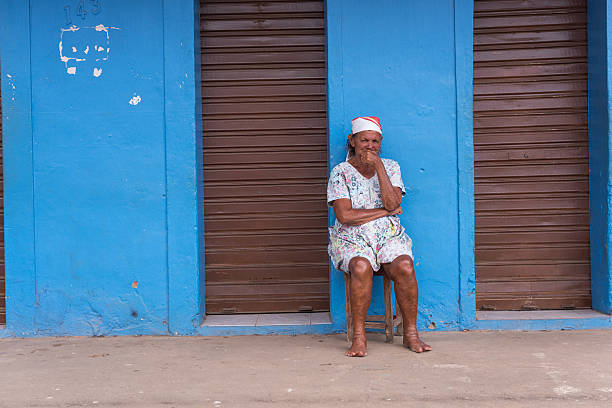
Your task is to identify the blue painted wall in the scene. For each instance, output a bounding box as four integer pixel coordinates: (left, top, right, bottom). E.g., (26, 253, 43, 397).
(588, 0, 612, 314)
(1, 0, 611, 337)
(0, 0, 203, 336)
(163, 1, 203, 335)
(0, 0, 37, 336)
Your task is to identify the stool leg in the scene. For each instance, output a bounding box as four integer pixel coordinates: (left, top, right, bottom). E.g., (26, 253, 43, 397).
(383, 275, 393, 343)
(344, 274, 353, 343)
(394, 297, 403, 336)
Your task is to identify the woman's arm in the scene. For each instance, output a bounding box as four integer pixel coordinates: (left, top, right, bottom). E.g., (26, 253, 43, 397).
(363, 152, 402, 211)
(332, 198, 402, 226)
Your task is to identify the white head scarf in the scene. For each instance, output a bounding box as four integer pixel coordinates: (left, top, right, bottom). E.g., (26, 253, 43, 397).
(351, 116, 382, 135)
(347, 116, 382, 160)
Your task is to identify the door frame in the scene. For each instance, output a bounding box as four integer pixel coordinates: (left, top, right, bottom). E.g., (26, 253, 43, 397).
(455, 0, 477, 328)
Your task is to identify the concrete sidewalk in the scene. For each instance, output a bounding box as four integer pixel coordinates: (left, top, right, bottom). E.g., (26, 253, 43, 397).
(1, 330, 611, 408)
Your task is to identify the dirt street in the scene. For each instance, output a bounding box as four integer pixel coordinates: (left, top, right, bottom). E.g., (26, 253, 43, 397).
(1, 330, 611, 407)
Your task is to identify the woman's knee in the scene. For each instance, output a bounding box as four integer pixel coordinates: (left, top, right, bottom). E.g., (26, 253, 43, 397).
(394, 255, 415, 280)
(349, 257, 373, 281)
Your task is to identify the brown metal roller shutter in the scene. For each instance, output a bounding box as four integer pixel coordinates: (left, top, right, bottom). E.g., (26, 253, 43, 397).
(0, 62, 4, 324)
(200, 0, 329, 314)
(474, 0, 591, 311)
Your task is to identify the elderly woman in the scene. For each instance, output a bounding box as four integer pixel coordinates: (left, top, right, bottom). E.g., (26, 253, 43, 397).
(328, 116, 431, 357)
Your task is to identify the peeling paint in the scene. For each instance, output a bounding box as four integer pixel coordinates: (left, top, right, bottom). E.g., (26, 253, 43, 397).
(5, 75, 17, 101)
(58, 24, 120, 77)
(129, 95, 142, 106)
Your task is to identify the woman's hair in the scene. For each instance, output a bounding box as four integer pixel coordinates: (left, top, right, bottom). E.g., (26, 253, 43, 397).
(346, 134, 355, 158)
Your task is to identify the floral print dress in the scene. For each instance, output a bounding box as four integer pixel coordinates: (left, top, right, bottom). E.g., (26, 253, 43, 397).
(327, 158, 413, 273)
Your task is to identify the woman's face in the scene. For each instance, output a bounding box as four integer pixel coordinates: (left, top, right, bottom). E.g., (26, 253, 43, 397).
(350, 130, 382, 157)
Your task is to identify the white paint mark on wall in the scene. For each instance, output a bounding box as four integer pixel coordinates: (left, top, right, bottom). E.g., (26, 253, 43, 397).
(6, 74, 16, 101)
(599, 388, 612, 393)
(129, 95, 142, 106)
(59, 24, 120, 77)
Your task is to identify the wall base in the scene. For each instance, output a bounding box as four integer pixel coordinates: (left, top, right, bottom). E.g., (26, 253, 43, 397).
(474, 310, 612, 330)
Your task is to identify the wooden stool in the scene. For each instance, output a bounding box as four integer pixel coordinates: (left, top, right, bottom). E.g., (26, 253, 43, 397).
(344, 271, 403, 343)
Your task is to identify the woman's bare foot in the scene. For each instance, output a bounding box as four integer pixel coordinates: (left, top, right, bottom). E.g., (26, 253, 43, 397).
(346, 333, 368, 357)
(403, 329, 432, 353)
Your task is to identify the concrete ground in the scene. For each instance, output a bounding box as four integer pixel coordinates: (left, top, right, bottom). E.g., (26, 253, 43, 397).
(1, 330, 612, 408)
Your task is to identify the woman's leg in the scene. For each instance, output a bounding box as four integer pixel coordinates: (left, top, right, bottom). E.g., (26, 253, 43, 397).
(347, 257, 374, 357)
(382, 255, 431, 352)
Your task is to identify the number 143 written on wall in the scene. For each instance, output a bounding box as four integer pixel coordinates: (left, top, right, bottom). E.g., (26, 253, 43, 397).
(64, 0, 102, 25)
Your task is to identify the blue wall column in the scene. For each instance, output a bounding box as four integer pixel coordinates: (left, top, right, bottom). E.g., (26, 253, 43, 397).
(326, 0, 462, 331)
(325, 0, 347, 330)
(0, 0, 37, 336)
(454, 0, 476, 329)
(588, 0, 612, 315)
(163, 0, 204, 334)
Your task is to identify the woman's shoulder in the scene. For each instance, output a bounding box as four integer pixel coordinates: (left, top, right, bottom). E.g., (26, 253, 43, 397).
(381, 158, 400, 168)
(330, 161, 351, 174)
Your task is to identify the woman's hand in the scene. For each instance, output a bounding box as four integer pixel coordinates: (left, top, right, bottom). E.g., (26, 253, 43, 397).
(360, 150, 382, 167)
(358, 150, 403, 211)
(388, 207, 402, 216)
